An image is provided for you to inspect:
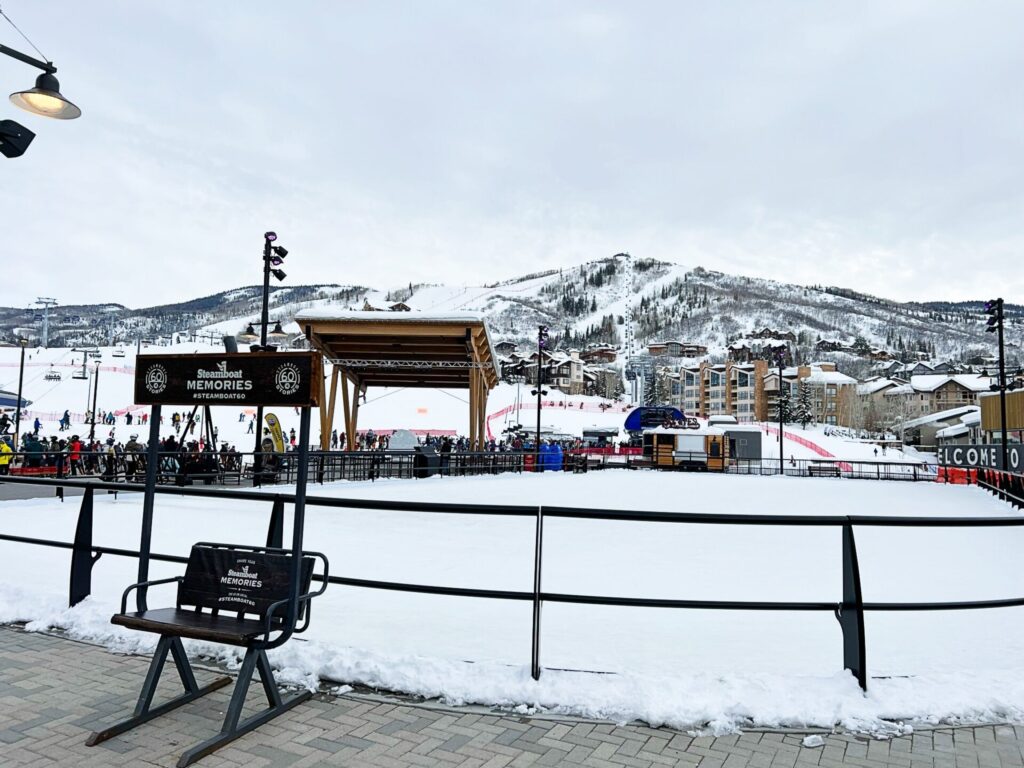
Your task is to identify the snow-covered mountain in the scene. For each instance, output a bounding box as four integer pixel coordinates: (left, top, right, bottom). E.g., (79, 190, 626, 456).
(1, 254, 1019, 367)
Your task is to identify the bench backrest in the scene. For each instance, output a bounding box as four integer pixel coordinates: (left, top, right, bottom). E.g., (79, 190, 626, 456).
(177, 544, 314, 622)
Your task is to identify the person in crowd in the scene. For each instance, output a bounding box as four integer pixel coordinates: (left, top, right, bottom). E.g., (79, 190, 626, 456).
(0, 436, 12, 474)
(0, 412, 10, 434)
(124, 433, 142, 481)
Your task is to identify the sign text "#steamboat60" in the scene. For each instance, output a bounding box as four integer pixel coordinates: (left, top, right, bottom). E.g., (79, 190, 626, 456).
(134, 352, 321, 407)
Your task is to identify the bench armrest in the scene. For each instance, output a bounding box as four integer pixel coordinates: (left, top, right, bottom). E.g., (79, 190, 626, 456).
(120, 576, 183, 614)
(260, 552, 330, 643)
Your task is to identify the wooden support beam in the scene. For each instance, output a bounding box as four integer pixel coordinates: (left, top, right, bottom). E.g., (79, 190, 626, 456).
(351, 377, 361, 447)
(469, 370, 478, 449)
(327, 367, 340, 442)
(340, 369, 352, 450)
(319, 371, 330, 450)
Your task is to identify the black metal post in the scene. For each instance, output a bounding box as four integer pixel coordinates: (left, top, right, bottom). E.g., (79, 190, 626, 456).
(997, 302, 1009, 473)
(838, 524, 867, 691)
(266, 496, 285, 549)
(136, 404, 162, 611)
(89, 362, 100, 441)
(69, 487, 98, 606)
(13, 340, 26, 452)
(535, 329, 542, 472)
(778, 357, 784, 476)
(253, 235, 273, 480)
(531, 504, 545, 680)
(286, 407, 312, 628)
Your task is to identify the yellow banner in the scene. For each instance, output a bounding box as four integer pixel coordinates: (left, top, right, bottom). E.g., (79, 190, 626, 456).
(264, 413, 285, 453)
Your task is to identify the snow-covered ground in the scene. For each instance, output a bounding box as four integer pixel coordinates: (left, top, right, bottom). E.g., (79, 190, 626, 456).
(2, 471, 1023, 732)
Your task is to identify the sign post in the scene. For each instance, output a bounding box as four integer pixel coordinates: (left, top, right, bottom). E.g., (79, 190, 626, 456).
(132, 352, 321, 611)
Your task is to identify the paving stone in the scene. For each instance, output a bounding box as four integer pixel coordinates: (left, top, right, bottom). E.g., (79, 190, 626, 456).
(6, 626, 1024, 768)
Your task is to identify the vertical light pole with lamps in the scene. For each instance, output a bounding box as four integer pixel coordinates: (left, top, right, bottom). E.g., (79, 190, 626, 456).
(13, 337, 28, 451)
(531, 325, 549, 472)
(774, 348, 787, 476)
(88, 361, 100, 442)
(985, 298, 1010, 472)
(245, 232, 289, 482)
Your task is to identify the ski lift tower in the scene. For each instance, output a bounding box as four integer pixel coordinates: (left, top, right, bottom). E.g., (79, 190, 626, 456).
(35, 297, 58, 348)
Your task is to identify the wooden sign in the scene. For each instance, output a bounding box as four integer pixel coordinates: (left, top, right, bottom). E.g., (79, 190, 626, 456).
(134, 352, 321, 407)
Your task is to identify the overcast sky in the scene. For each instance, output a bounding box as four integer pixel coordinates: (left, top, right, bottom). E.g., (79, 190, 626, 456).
(1, 1, 1021, 308)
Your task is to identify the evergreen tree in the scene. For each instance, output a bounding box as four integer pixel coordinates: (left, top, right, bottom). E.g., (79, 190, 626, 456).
(793, 380, 814, 428)
(642, 370, 657, 406)
(775, 385, 792, 424)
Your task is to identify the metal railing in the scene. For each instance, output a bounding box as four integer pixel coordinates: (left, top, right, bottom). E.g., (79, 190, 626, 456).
(1, 473, 1022, 691)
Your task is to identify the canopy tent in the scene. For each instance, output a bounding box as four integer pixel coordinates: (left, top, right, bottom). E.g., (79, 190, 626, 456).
(0, 389, 31, 409)
(293, 310, 500, 450)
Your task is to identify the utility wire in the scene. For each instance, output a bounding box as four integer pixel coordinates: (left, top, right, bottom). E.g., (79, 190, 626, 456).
(0, 5, 50, 62)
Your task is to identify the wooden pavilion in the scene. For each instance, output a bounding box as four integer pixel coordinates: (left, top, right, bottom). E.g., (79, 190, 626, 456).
(293, 310, 500, 451)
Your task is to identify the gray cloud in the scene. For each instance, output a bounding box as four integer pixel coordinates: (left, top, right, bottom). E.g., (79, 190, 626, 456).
(1, 0, 1021, 307)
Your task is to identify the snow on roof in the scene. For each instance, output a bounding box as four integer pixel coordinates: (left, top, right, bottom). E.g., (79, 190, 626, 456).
(294, 309, 486, 323)
(857, 378, 899, 395)
(935, 423, 970, 439)
(900, 405, 979, 431)
(908, 374, 991, 393)
(802, 368, 856, 385)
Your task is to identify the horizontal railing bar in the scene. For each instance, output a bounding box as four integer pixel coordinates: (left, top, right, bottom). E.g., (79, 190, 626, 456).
(0, 477, 539, 516)
(5, 475, 1023, 526)
(5, 532, 1024, 613)
(539, 592, 837, 610)
(863, 597, 1024, 611)
(327, 577, 532, 601)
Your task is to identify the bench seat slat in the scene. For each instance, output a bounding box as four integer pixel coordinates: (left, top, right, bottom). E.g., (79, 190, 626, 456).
(112, 608, 278, 646)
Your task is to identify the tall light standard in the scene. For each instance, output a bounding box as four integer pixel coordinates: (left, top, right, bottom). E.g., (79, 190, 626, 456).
(88, 361, 100, 441)
(13, 337, 27, 451)
(248, 232, 288, 477)
(985, 298, 1010, 472)
(531, 325, 549, 471)
(774, 348, 787, 476)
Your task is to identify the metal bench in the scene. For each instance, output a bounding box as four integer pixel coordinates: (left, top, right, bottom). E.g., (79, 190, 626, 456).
(808, 463, 842, 477)
(87, 542, 328, 767)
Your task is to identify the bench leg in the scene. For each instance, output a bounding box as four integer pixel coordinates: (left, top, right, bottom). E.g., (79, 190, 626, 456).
(86, 636, 232, 747)
(175, 648, 312, 768)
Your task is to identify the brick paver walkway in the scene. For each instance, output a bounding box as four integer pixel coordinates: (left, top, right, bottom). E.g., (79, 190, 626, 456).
(2, 626, 1023, 768)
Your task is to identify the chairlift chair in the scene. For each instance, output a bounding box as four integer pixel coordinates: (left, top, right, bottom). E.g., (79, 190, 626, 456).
(72, 369, 87, 380)
(44, 368, 62, 382)
(112, 347, 126, 358)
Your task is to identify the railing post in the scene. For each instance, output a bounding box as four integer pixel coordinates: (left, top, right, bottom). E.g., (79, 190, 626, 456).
(266, 496, 285, 549)
(69, 487, 99, 607)
(531, 504, 544, 681)
(838, 523, 867, 691)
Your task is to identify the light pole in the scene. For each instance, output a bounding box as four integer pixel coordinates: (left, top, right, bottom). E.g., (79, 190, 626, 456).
(775, 349, 786, 476)
(985, 298, 1010, 472)
(249, 232, 289, 479)
(88, 361, 100, 441)
(532, 325, 549, 471)
(13, 337, 27, 451)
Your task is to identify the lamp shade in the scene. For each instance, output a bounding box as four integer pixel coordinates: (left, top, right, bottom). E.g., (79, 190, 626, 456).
(268, 321, 287, 340)
(237, 324, 258, 342)
(10, 72, 81, 120)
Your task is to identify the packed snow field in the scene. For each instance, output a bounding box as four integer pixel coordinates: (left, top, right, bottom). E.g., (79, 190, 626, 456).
(1, 471, 1023, 733)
